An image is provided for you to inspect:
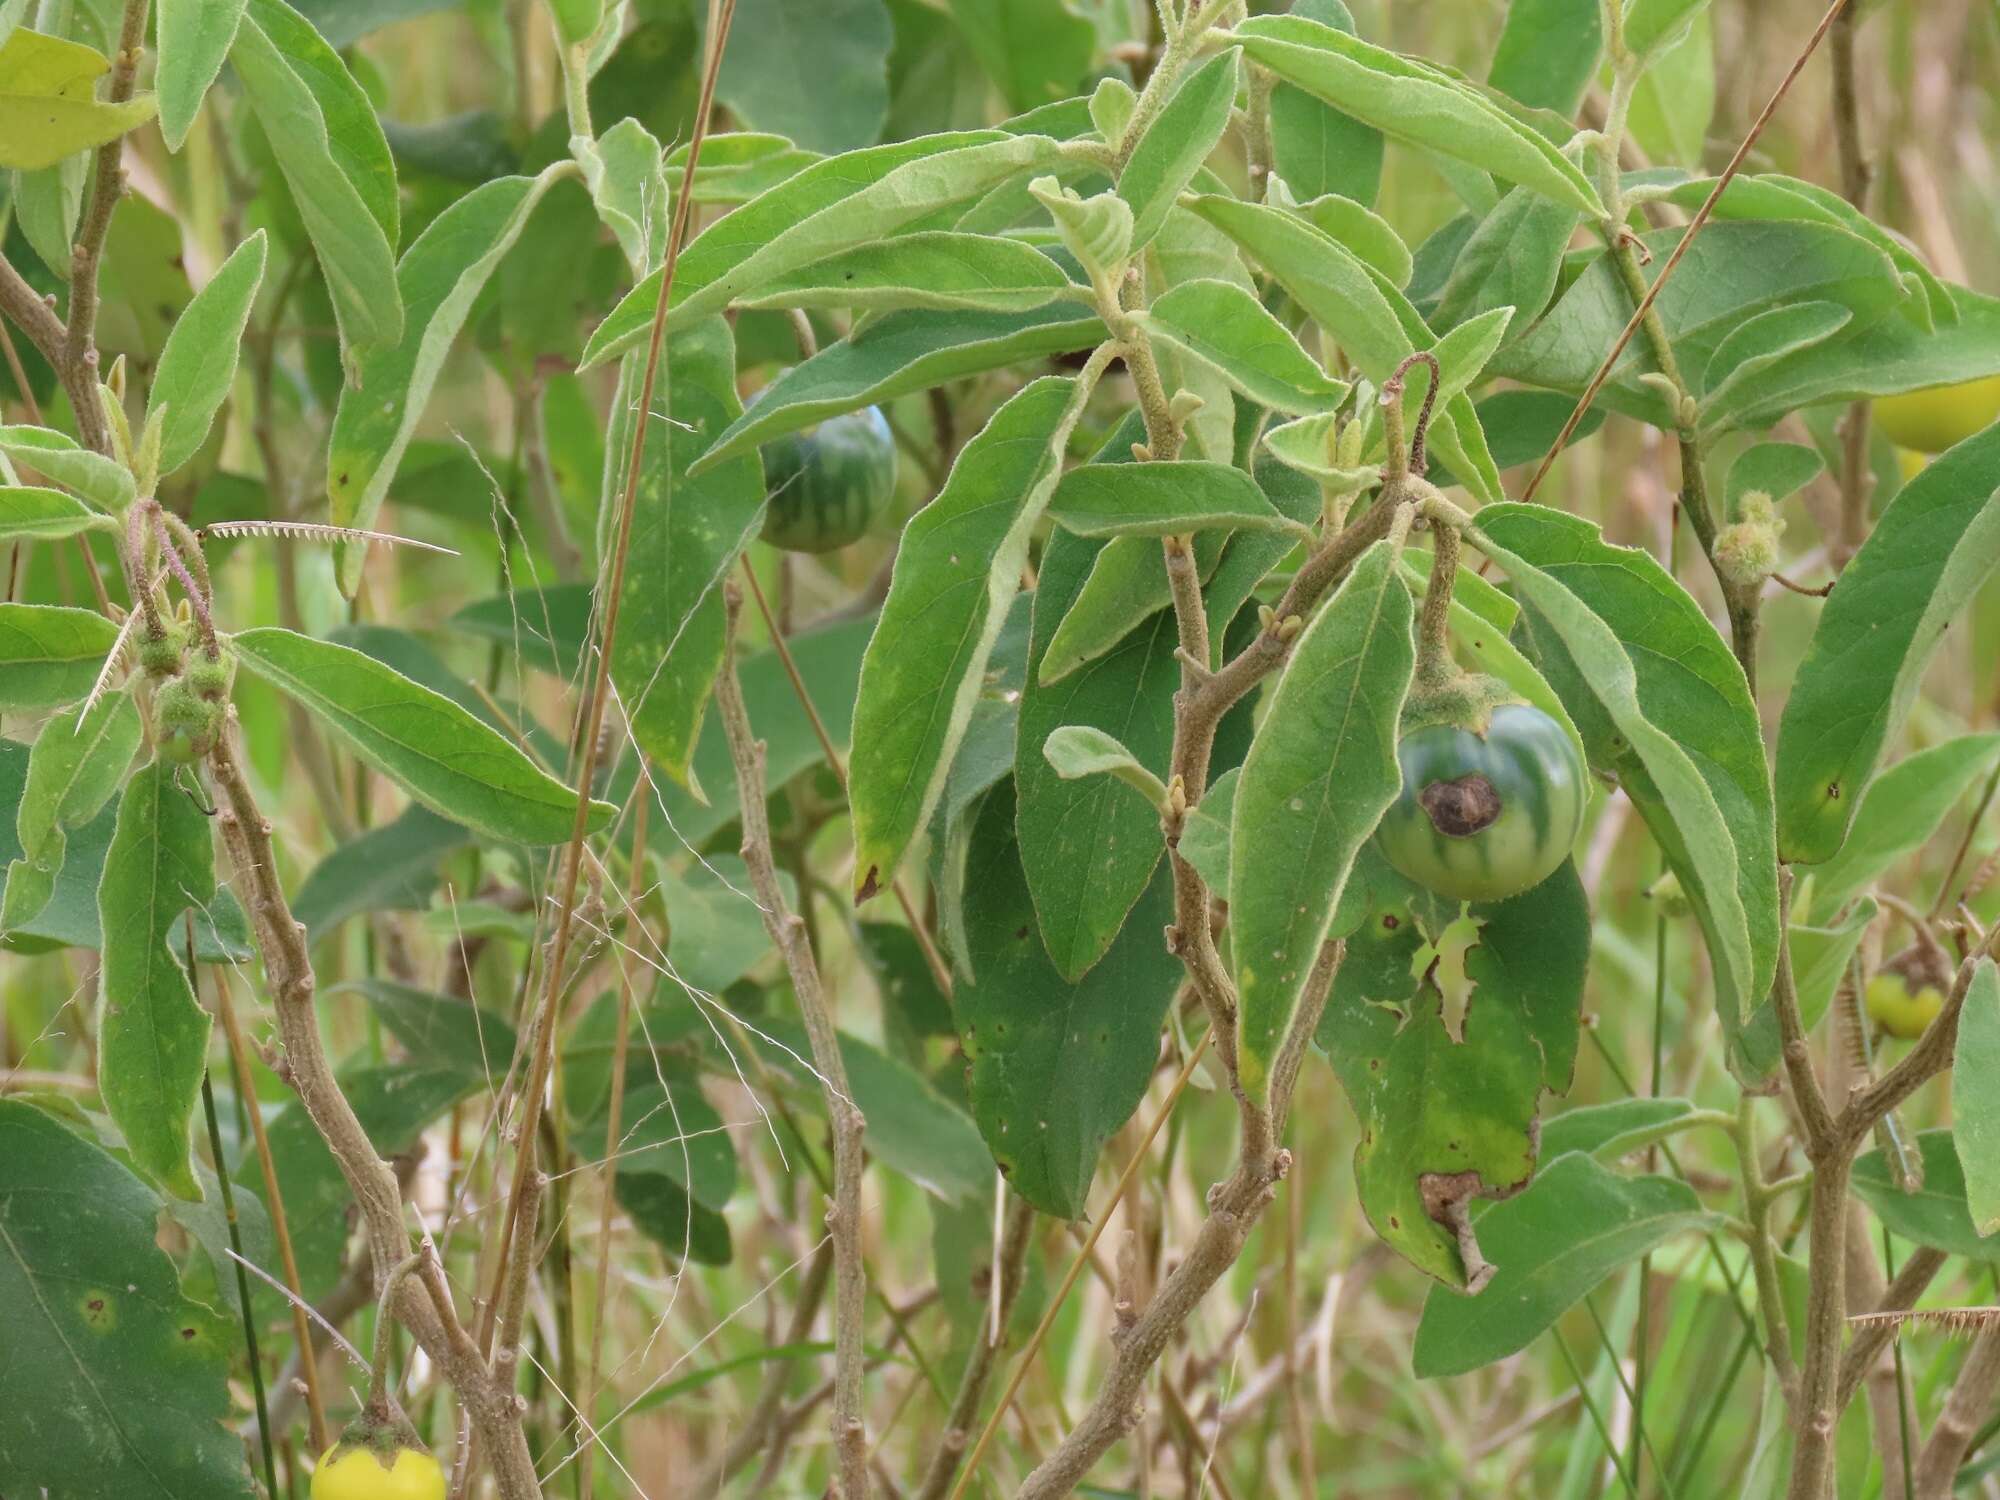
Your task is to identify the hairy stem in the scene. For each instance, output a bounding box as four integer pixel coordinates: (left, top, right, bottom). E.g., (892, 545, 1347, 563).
(716, 581, 870, 1500)
(1911, 1325, 2000, 1499)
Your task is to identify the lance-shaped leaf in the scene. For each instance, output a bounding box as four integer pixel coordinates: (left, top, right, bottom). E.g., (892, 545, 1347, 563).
(1266, 0, 1382, 208)
(1412, 1153, 1716, 1376)
(1043, 726, 1168, 809)
(1954, 961, 2000, 1238)
(1488, 0, 1603, 114)
(606, 318, 767, 788)
(957, 782, 1183, 1219)
(328, 167, 563, 594)
(1776, 426, 2000, 864)
(0, 425, 134, 509)
(664, 131, 823, 207)
(231, 626, 612, 845)
(230, 0, 400, 352)
(1808, 735, 2000, 915)
(582, 130, 1065, 366)
(1294, 191, 1412, 287)
(1539, 1098, 1699, 1163)
(1047, 460, 1305, 540)
(1015, 530, 1178, 981)
(1726, 441, 1824, 509)
(148, 230, 267, 478)
(0, 27, 159, 172)
(1139, 278, 1350, 415)
(2, 690, 139, 931)
(1854, 1130, 2000, 1262)
(0, 485, 111, 541)
(576, 115, 667, 274)
(1231, 540, 1415, 1103)
(1037, 529, 1227, 686)
(1433, 184, 1578, 333)
(0, 1100, 257, 1498)
(1320, 858, 1591, 1288)
(693, 303, 1102, 473)
(1119, 48, 1237, 252)
(1472, 505, 1770, 1044)
(156, 0, 248, 150)
(1698, 301, 1853, 429)
(1188, 195, 1501, 500)
(736, 232, 1079, 315)
(849, 375, 1086, 901)
(96, 761, 215, 1200)
(0, 603, 119, 709)
(1223, 15, 1603, 215)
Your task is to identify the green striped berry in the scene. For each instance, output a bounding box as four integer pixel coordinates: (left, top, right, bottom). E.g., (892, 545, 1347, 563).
(1376, 701, 1585, 904)
(758, 405, 897, 554)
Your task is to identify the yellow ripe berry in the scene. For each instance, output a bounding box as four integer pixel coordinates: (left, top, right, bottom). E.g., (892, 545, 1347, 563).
(1895, 447, 1928, 485)
(311, 1442, 447, 1500)
(1864, 971, 1945, 1042)
(1874, 375, 2000, 455)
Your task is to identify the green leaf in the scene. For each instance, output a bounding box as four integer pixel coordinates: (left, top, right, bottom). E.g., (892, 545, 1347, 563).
(850, 375, 1088, 900)
(0, 741, 248, 960)
(327, 167, 561, 593)
(1808, 735, 2000, 915)
(1179, 764, 1236, 893)
(230, 626, 612, 845)
(1854, 1129, 2000, 1262)
(1036, 530, 1225, 687)
(694, 303, 1102, 473)
(1120, 49, 1236, 252)
(155, 0, 246, 150)
(714, 0, 891, 154)
(1433, 184, 1578, 334)
(1736, 899, 1878, 1078)
(1225, 15, 1603, 215)
(575, 116, 667, 274)
(0, 27, 158, 171)
(0, 602, 118, 708)
(230, 0, 401, 353)
(148, 230, 266, 478)
(957, 781, 1182, 1218)
(736, 231, 1078, 315)
(664, 130, 823, 207)
(1954, 961, 2000, 1238)
(605, 318, 767, 788)
(0, 1100, 256, 1499)
(1488, 0, 1601, 114)
(1232, 540, 1415, 1103)
(1412, 1153, 1715, 1376)
(947, 0, 1096, 114)
(96, 760, 215, 1200)
(293, 804, 470, 936)
(1014, 531, 1176, 981)
(0, 424, 134, 509)
(0, 484, 110, 541)
(1475, 504, 1776, 1046)
(1047, 460, 1304, 540)
(1539, 1098, 1699, 1162)
(1636, 171, 1953, 330)
(1265, 0, 1381, 208)
(13, 154, 87, 289)
(1626, 8, 1712, 165)
(1698, 302, 1853, 429)
(1294, 191, 1413, 289)
(574, 1068, 737, 1210)
(756, 1021, 993, 1203)
(1, 689, 138, 932)
(1139, 277, 1350, 416)
(1320, 858, 1591, 1287)
(1726, 441, 1825, 510)
(582, 130, 1066, 367)
(1042, 726, 1167, 808)
(1776, 428, 2000, 864)
(1623, 0, 1713, 61)
(1199, 457, 1322, 662)
(1494, 221, 1909, 426)
(347, 977, 517, 1082)
(289, 0, 452, 46)
(659, 854, 793, 996)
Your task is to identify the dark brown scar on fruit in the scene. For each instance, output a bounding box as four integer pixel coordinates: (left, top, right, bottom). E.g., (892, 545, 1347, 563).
(1420, 774, 1502, 837)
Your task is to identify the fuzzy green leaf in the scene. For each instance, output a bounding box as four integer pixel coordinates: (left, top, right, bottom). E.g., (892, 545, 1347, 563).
(149, 230, 267, 477)
(0, 603, 119, 709)
(230, 626, 612, 845)
(1231, 540, 1414, 1102)
(1, 689, 138, 932)
(0, 28, 158, 172)
(1139, 278, 1350, 415)
(1047, 460, 1304, 540)
(156, 0, 247, 150)
(1954, 961, 2000, 1238)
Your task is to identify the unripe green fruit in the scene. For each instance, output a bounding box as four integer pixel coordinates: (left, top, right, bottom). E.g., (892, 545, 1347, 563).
(154, 676, 223, 761)
(1376, 696, 1587, 904)
(757, 404, 897, 554)
(184, 650, 233, 701)
(138, 623, 188, 679)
